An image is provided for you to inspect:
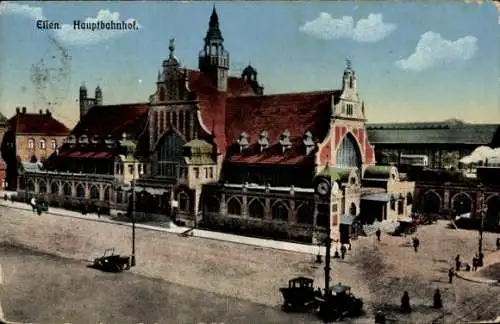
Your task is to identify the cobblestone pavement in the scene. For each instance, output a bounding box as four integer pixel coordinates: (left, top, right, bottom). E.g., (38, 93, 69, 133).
(0, 244, 316, 324)
(1, 205, 500, 323)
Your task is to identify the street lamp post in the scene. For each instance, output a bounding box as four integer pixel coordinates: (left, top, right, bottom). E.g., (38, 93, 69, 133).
(324, 226, 332, 296)
(478, 186, 486, 257)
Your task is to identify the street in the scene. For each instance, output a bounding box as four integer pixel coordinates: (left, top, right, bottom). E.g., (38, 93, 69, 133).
(1, 205, 500, 323)
(0, 244, 316, 324)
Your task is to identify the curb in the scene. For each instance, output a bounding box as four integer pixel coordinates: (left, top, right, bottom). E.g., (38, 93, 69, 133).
(455, 271, 499, 285)
(0, 203, 321, 256)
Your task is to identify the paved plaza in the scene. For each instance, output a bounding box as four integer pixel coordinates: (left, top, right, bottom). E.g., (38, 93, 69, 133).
(0, 203, 499, 323)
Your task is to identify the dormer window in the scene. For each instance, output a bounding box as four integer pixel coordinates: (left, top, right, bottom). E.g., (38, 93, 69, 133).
(237, 132, 249, 152)
(257, 130, 269, 152)
(279, 129, 292, 152)
(78, 134, 89, 145)
(303, 130, 315, 154)
(91, 135, 100, 145)
(105, 134, 115, 148)
(66, 135, 77, 146)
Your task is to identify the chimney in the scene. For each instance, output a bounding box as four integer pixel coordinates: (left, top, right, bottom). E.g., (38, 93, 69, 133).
(39, 109, 43, 114)
(21, 107, 27, 114)
(15, 107, 20, 114)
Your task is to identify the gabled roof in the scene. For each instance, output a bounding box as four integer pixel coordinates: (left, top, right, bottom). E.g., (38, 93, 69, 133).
(224, 90, 339, 164)
(366, 122, 499, 145)
(71, 103, 149, 138)
(187, 70, 257, 154)
(8, 112, 70, 136)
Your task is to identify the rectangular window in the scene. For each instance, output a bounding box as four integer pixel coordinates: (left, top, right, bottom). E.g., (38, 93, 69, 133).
(128, 164, 134, 175)
(205, 167, 209, 179)
(194, 167, 200, 179)
(209, 167, 214, 178)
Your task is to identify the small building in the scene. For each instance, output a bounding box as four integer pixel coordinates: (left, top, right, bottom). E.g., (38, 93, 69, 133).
(1, 107, 70, 191)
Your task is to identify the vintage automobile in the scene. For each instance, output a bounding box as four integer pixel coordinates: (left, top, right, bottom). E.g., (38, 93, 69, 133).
(318, 283, 364, 322)
(279, 277, 321, 312)
(393, 219, 417, 236)
(93, 248, 131, 272)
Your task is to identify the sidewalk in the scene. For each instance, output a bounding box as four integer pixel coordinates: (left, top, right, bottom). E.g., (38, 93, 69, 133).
(455, 249, 500, 285)
(0, 200, 326, 256)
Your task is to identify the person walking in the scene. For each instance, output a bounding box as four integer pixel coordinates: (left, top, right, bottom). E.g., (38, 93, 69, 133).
(448, 267, 454, 283)
(97, 207, 101, 219)
(496, 237, 500, 250)
(433, 289, 443, 309)
(401, 291, 411, 313)
(376, 228, 381, 242)
(340, 244, 347, 260)
(455, 254, 461, 271)
(412, 237, 420, 252)
(472, 256, 478, 271)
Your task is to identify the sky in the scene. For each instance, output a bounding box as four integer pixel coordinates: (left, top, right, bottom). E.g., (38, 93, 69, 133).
(0, 1, 499, 128)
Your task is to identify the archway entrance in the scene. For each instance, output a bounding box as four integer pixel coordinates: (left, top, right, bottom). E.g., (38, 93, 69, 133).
(422, 191, 441, 214)
(452, 193, 473, 217)
(336, 133, 362, 170)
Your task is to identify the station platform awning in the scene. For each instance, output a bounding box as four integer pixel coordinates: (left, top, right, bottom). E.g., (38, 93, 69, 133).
(361, 193, 392, 202)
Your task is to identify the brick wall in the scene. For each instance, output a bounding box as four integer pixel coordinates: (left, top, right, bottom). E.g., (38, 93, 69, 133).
(16, 135, 66, 162)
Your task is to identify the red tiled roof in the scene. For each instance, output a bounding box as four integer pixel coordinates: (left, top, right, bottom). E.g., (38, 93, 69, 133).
(187, 70, 257, 154)
(59, 151, 113, 159)
(224, 91, 339, 164)
(228, 143, 315, 165)
(71, 103, 149, 138)
(8, 112, 70, 136)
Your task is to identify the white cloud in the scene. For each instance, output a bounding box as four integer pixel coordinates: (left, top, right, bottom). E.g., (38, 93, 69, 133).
(396, 32, 478, 72)
(299, 13, 396, 43)
(0, 3, 141, 46)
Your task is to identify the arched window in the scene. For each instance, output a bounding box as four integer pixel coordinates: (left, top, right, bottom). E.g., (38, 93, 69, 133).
(51, 139, 57, 150)
(349, 202, 357, 216)
(27, 180, 35, 192)
(116, 190, 123, 204)
(76, 184, 85, 198)
(205, 195, 220, 213)
(406, 192, 413, 206)
(172, 112, 178, 129)
(159, 87, 165, 101)
(296, 203, 314, 224)
(179, 111, 185, 135)
(104, 187, 111, 201)
(28, 138, 35, 149)
(452, 193, 473, 217)
(179, 192, 189, 212)
(227, 197, 241, 215)
(423, 191, 441, 214)
(38, 180, 47, 193)
(90, 185, 100, 200)
(335, 133, 362, 169)
(398, 199, 404, 215)
(248, 199, 264, 218)
(63, 183, 72, 196)
(51, 182, 59, 195)
(272, 201, 289, 221)
(39, 139, 46, 149)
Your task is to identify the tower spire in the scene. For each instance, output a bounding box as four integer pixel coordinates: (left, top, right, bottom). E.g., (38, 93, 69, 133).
(168, 38, 175, 58)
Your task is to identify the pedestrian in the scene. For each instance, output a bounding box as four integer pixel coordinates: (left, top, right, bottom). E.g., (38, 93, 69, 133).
(455, 254, 461, 271)
(340, 244, 347, 260)
(376, 228, 381, 242)
(472, 256, 478, 271)
(412, 237, 420, 252)
(448, 267, 454, 283)
(496, 238, 500, 251)
(30, 196, 37, 212)
(433, 289, 443, 309)
(401, 291, 411, 313)
(97, 207, 101, 219)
